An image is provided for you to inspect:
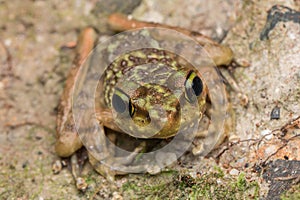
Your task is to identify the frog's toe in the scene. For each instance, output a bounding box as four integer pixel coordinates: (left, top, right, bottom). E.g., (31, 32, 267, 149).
(76, 177, 88, 191)
(237, 92, 249, 107)
(52, 160, 63, 174)
(145, 164, 161, 175)
(70, 153, 89, 190)
(192, 141, 204, 155)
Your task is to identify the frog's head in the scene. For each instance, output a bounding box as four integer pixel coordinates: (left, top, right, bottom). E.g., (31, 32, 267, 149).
(111, 70, 208, 139)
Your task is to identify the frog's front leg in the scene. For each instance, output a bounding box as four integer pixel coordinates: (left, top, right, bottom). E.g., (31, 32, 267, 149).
(54, 27, 98, 190)
(87, 123, 156, 182)
(55, 27, 98, 157)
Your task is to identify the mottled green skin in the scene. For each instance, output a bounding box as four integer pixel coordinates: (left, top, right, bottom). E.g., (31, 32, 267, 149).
(97, 48, 208, 139)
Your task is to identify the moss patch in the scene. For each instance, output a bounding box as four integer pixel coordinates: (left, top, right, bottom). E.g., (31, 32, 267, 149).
(121, 168, 259, 199)
(281, 183, 300, 200)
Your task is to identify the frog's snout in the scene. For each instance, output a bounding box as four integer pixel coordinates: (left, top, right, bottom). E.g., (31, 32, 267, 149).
(132, 110, 151, 127)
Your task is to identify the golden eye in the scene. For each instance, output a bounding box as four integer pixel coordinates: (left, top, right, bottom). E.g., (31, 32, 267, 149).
(128, 99, 135, 117)
(112, 88, 135, 117)
(184, 71, 203, 102)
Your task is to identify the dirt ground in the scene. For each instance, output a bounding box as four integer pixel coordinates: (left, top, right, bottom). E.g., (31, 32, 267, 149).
(0, 0, 299, 199)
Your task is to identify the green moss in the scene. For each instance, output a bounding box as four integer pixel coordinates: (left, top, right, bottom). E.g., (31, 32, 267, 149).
(214, 166, 225, 178)
(122, 181, 140, 192)
(281, 183, 300, 200)
(121, 168, 260, 199)
(236, 173, 247, 190)
(85, 175, 95, 185)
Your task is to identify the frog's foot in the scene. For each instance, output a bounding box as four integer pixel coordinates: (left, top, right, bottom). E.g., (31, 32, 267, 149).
(70, 153, 88, 191)
(112, 150, 176, 175)
(88, 141, 148, 182)
(111, 148, 177, 176)
(89, 140, 177, 180)
(53, 148, 88, 191)
(52, 153, 87, 191)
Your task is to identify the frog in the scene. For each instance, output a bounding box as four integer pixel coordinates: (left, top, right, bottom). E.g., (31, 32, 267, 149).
(54, 13, 245, 190)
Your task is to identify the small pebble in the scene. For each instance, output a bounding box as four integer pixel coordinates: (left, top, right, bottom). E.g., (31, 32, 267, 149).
(270, 106, 280, 120)
(229, 168, 239, 176)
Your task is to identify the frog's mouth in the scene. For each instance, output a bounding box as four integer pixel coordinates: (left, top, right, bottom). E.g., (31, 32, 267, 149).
(131, 108, 151, 127)
(132, 102, 181, 139)
(112, 99, 181, 139)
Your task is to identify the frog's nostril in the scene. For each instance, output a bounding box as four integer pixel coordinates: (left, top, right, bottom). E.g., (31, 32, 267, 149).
(133, 113, 151, 127)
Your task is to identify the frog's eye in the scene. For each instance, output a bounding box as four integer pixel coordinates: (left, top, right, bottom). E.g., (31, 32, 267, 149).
(128, 99, 135, 117)
(184, 71, 203, 102)
(112, 88, 135, 117)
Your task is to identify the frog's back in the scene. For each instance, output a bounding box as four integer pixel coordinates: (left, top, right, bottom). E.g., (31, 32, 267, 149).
(101, 48, 192, 108)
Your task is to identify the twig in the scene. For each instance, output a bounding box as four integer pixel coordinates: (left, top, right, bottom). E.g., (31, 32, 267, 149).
(280, 116, 300, 136)
(215, 138, 258, 159)
(261, 142, 288, 166)
(261, 134, 300, 166)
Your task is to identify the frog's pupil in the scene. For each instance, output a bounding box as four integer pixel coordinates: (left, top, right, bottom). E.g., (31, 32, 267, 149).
(192, 76, 203, 96)
(185, 71, 203, 102)
(112, 94, 126, 113)
(129, 100, 135, 117)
